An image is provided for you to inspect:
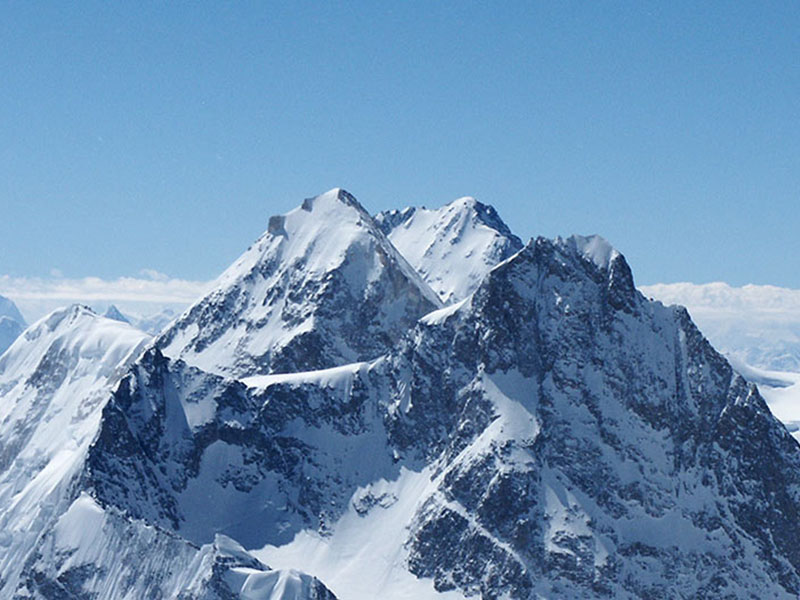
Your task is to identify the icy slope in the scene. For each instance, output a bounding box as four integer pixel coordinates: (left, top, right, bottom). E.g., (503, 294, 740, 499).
(158, 189, 441, 378)
(376, 196, 522, 303)
(0, 306, 149, 596)
(0, 294, 26, 356)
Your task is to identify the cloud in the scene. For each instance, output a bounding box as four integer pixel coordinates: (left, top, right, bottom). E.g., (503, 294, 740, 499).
(0, 274, 211, 323)
(639, 282, 800, 319)
(138, 268, 171, 282)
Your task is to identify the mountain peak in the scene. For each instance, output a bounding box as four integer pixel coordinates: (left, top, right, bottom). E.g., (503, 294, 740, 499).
(301, 187, 364, 213)
(0, 295, 26, 357)
(0, 294, 25, 325)
(376, 197, 523, 303)
(157, 190, 441, 377)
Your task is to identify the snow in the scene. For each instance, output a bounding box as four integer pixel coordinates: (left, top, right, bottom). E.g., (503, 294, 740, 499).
(229, 568, 327, 600)
(0, 305, 149, 595)
(254, 466, 467, 600)
(242, 360, 371, 389)
(52, 492, 108, 559)
(158, 188, 441, 378)
(420, 298, 470, 326)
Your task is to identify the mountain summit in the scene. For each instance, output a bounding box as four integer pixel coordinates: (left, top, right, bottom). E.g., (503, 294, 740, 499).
(376, 196, 523, 303)
(157, 188, 441, 378)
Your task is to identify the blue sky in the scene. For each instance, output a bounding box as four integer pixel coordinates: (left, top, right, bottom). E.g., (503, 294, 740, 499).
(2, 1, 798, 288)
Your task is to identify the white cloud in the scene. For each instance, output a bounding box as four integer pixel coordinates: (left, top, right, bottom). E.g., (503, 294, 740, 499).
(0, 274, 211, 323)
(138, 268, 171, 282)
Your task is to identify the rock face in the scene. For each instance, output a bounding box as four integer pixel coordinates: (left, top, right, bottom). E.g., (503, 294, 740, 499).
(2, 190, 800, 599)
(158, 188, 441, 378)
(386, 235, 800, 598)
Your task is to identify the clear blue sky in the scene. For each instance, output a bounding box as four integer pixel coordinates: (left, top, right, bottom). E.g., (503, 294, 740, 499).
(2, 1, 798, 287)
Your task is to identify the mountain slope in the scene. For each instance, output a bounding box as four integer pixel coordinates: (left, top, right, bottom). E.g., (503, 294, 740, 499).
(376, 197, 523, 303)
(0, 306, 149, 596)
(158, 189, 441, 378)
(0, 306, 337, 599)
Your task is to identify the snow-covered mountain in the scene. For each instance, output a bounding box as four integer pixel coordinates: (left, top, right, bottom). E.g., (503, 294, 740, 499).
(0, 294, 26, 356)
(376, 197, 523, 303)
(157, 188, 441, 378)
(3, 190, 800, 599)
(0, 306, 148, 596)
